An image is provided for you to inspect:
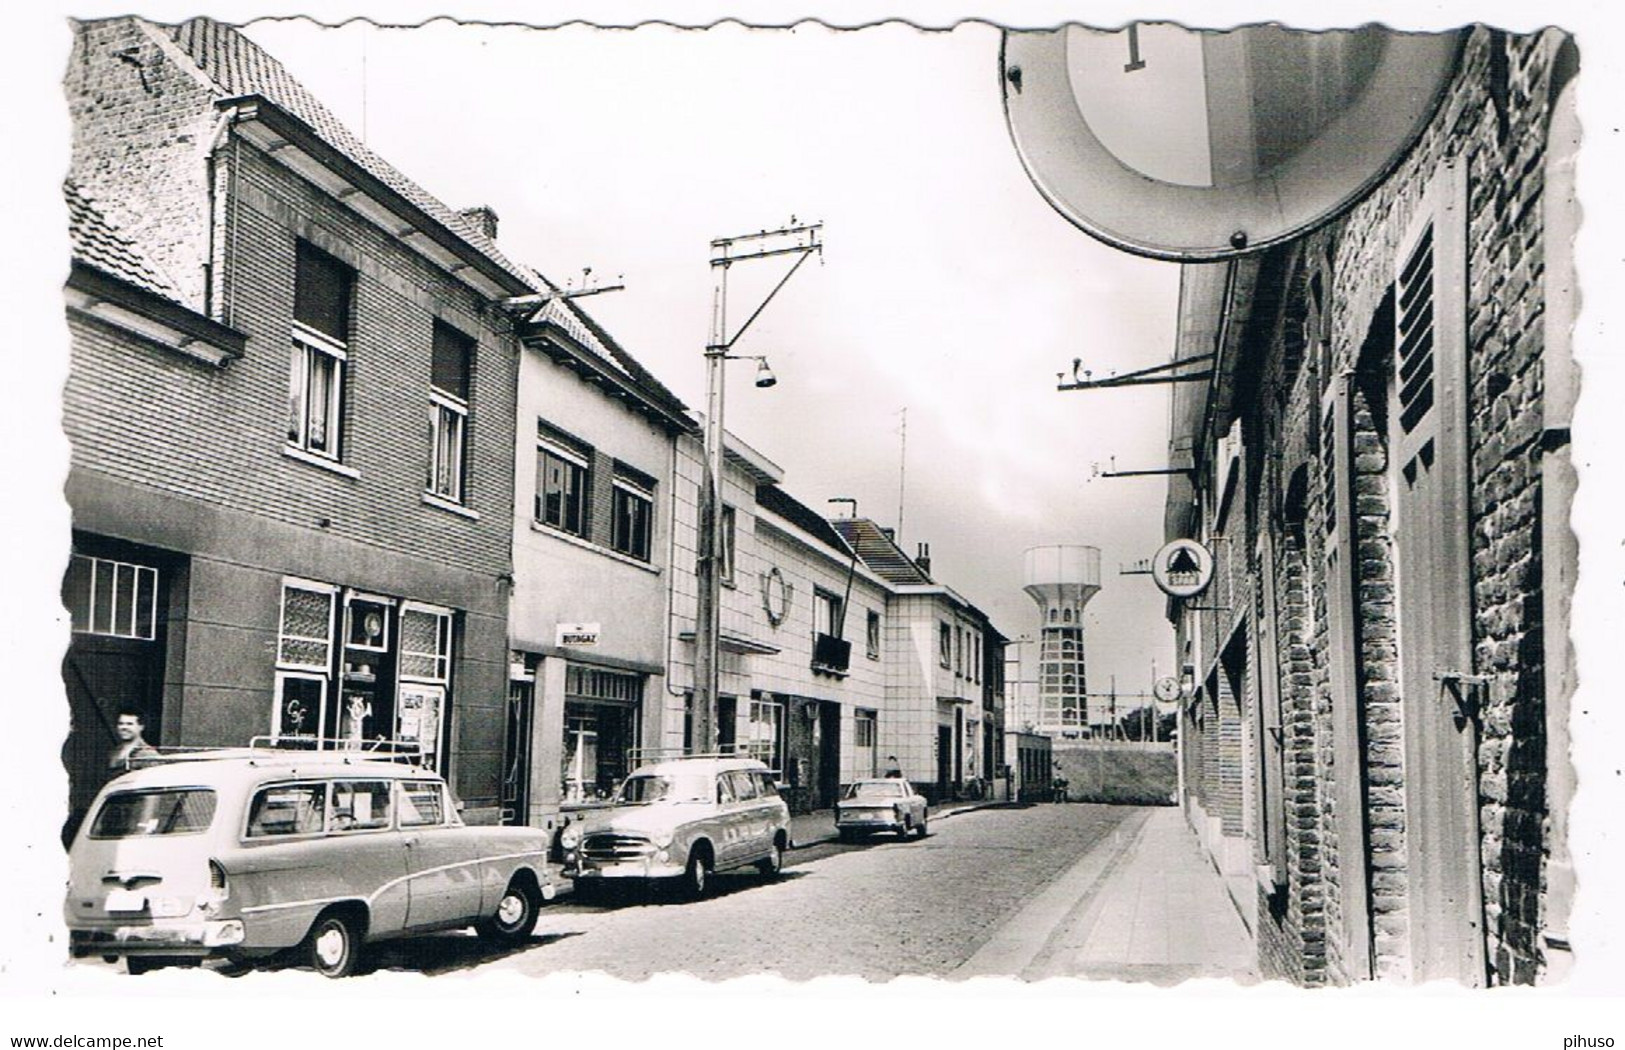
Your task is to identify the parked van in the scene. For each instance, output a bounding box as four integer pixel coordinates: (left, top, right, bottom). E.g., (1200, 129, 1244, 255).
(64, 742, 555, 976)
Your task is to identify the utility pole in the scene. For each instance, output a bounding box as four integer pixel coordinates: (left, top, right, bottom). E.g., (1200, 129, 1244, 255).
(896, 407, 908, 544)
(693, 221, 822, 755)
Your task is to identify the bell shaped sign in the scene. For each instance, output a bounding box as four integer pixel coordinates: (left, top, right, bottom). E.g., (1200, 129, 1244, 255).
(1001, 23, 1463, 261)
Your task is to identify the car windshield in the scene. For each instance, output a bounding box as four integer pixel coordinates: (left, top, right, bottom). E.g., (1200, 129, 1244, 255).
(845, 781, 904, 799)
(90, 789, 217, 838)
(616, 774, 710, 804)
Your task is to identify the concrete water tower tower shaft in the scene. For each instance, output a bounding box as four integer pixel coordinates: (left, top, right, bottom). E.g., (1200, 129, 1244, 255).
(1022, 545, 1102, 734)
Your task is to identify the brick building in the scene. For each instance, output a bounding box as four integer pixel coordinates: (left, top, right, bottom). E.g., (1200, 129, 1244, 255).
(62, 17, 540, 825)
(1162, 28, 1578, 984)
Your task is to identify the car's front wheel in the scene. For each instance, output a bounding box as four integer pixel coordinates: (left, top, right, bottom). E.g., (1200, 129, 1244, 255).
(306, 910, 362, 978)
(756, 837, 785, 878)
(681, 847, 712, 899)
(477, 879, 539, 945)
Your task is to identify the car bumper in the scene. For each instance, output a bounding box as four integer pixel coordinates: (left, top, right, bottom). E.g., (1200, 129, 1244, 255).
(69, 919, 246, 958)
(835, 816, 904, 832)
(564, 854, 686, 880)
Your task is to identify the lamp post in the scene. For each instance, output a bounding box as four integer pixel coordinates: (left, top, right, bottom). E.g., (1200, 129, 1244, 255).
(692, 221, 822, 755)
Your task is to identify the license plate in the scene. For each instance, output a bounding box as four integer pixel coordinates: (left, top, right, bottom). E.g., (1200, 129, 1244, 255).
(104, 889, 146, 913)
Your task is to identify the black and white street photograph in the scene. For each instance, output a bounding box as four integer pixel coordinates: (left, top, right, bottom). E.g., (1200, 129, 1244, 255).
(6, 0, 1625, 1045)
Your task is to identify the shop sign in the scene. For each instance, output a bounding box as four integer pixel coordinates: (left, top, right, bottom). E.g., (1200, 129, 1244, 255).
(1151, 539, 1214, 599)
(556, 622, 601, 647)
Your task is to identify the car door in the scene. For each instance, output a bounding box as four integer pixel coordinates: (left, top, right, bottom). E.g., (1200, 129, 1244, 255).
(711, 772, 743, 868)
(323, 778, 410, 935)
(724, 771, 766, 863)
(398, 779, 482, 930)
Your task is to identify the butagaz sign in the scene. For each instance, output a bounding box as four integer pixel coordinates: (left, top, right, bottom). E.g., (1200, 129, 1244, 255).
(1151, 539, 1214, 599)
(556, 622, 601, 647)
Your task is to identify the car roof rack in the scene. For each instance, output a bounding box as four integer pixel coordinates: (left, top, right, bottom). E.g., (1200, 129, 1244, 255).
(126, 737, 427, 769)
(625, 743, 781, 777)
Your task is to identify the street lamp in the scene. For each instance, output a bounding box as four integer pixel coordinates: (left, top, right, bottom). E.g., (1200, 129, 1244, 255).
(691, 221, 822, 755)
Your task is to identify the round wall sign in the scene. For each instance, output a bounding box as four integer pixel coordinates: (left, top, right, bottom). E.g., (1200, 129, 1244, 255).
(1151, 538, 1215, 598)
(760, 566, 792, 628)
(1001, 24, 1463, 260)
(1154, 676, 1181, 702)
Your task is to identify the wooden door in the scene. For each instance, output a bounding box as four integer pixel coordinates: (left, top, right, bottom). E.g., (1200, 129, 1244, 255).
(1392, 162, 1486, 984)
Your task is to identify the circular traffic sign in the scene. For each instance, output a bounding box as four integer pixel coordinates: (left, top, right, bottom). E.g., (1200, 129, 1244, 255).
(1000, 24, 1463, 261)
(1151, 538, 1214, 599)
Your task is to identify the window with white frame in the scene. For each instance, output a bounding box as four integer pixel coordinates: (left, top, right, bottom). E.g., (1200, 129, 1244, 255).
(866, 609, 881, 659)
(536, 428, 590, 537)
(398, 603, 453, 683)
(275, 580, 337, 739)
(939, 621, 952, 668)
(813, 588, 843, 639)
(65, 554, 158, 640)
(287, 244, 352, 461)
(611, 466, 655, 562)
(427, 323, 472, 503)
(746, 696, 783, 772)
(854, 708, 877, 778)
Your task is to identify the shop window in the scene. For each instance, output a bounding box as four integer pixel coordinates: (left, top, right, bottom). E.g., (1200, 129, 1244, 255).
(427, 323, 472, 504)
(611, 468, 654, 562)
(747, 696, 783, 772)
(65, 554, 157, 640)
(563, 666, 643, 802)
(273, 672, 328, 741)
(398, 604, 452, 682)
(288, 243, 352, 463)
(277, 581, 336, 674)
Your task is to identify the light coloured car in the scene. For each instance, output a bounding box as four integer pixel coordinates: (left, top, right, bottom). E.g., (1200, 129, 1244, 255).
(835, 778, 929, 841)
(559, 754, 790, 898)
(64, 744, 556, 977)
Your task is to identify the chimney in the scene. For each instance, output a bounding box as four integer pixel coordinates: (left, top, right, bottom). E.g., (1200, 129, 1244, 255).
(457, 205, 499, 242)
(915, 542, 931, 577)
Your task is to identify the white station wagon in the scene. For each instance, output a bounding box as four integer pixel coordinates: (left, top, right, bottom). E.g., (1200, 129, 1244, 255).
(559, 753, 790, 898)
(64, 743, 556, 977)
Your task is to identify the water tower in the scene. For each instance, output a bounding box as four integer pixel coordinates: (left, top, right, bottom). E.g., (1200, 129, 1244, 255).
(1022, 545, 1102, 735)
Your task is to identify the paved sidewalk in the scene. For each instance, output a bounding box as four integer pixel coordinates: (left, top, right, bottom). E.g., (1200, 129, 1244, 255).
(955, 806, 1259, 984)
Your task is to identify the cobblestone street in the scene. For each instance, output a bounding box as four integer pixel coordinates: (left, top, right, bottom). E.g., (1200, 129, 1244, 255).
(367, 804, 1138, 981)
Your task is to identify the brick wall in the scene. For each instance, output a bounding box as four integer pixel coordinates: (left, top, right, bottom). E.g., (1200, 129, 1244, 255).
(1225, 27, 1567, 985)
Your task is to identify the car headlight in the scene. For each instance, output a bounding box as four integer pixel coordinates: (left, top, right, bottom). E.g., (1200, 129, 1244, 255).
(560, 824, 582, 848)
(652, 830, 675, 849)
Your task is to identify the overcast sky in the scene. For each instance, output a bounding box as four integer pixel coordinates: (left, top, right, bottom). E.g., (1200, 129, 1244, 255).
(240, 17, 1185, 695)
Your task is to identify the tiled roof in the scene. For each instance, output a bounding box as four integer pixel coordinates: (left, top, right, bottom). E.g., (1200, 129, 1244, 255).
(756, 485, 853, 558)
(156, 18, 687, 415)
(525, 275, 690, 419)
(65, 179, 183, 299)
(163, 17, 536, 291)
(830, 518, 933, 585)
